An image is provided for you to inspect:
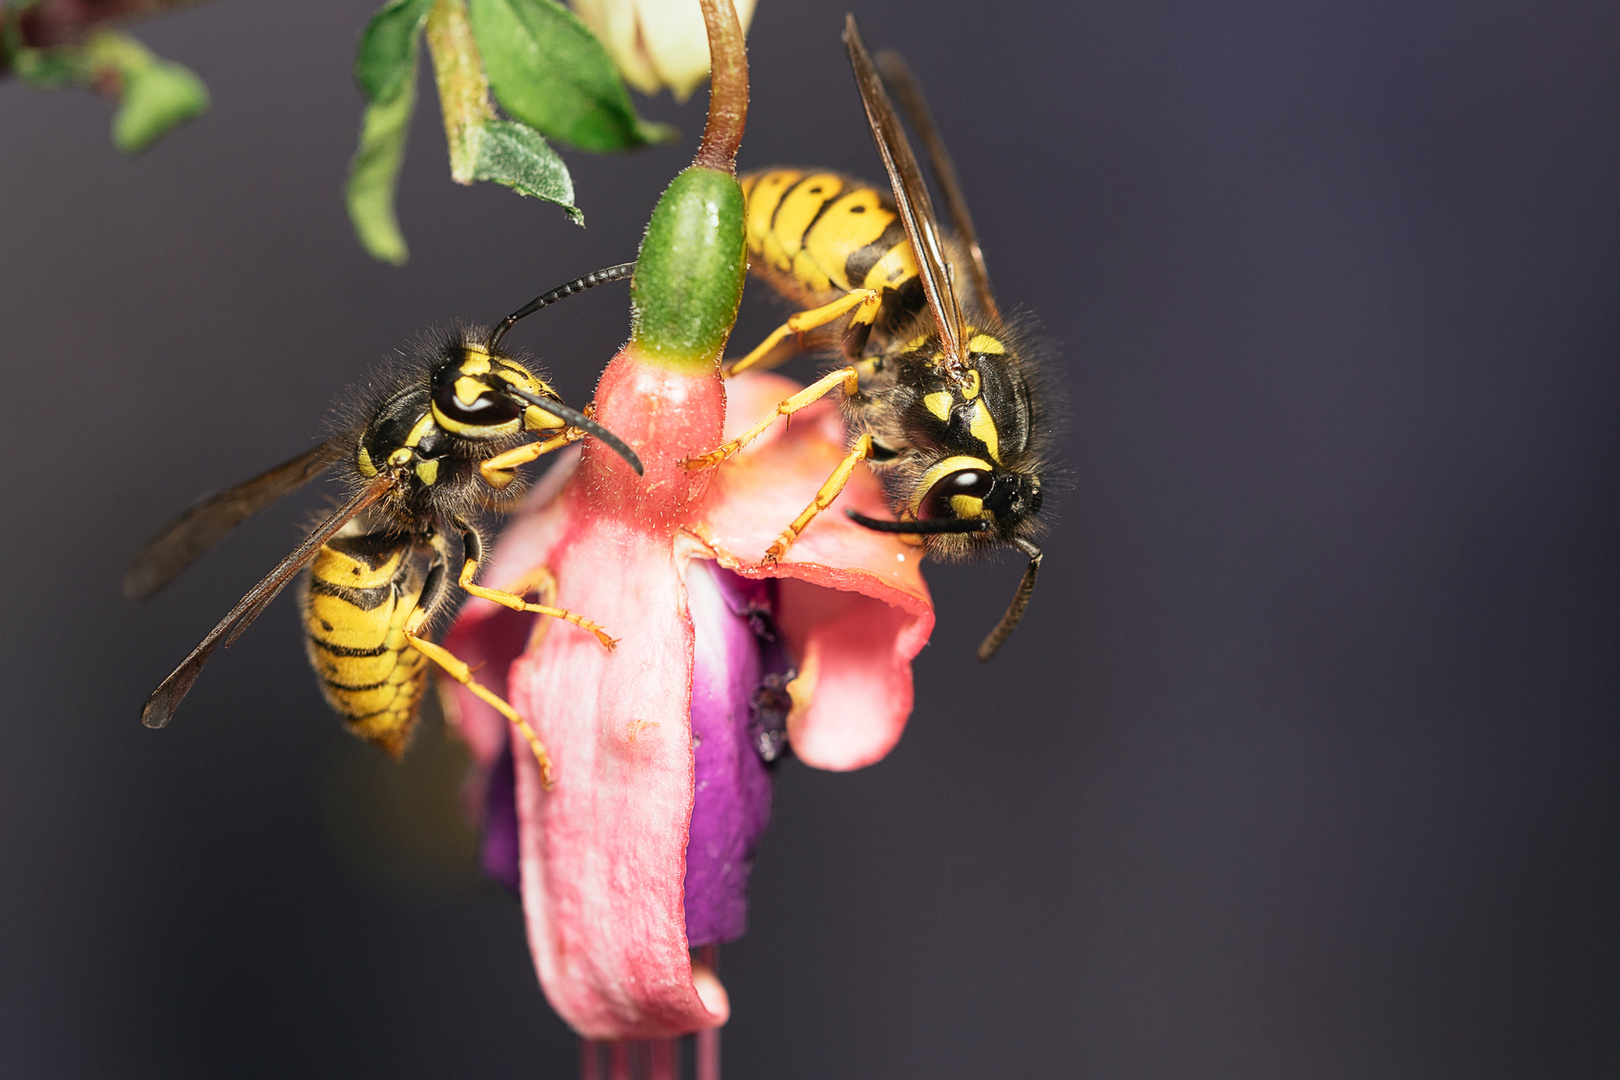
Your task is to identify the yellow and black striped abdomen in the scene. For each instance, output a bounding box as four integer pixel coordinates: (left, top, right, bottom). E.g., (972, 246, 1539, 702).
(741, 169, 921, 308)
(301, 533, 428, 758)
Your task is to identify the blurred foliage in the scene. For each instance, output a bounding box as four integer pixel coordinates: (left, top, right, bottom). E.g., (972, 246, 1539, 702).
(4, 16, 209, 154)
(3, 0, 704, 264)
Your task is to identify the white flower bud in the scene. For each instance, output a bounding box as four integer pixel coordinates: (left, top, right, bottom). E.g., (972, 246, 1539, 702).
(571, 0, 757, 103)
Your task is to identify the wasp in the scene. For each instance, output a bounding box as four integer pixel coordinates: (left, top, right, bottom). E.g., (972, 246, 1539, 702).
(683, 16, 1056, 660)
(125, 265, 642, 784)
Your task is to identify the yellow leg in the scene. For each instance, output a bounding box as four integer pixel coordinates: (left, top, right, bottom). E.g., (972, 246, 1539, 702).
(765, 434, 874, 563)
(499, 564, 562, 604)
(479, 429, 578, 485)
(682, 366, 859, 471)
(724, 289, 879, 377)
(458, 559, 617, 649)
(405, 628, 554, 789)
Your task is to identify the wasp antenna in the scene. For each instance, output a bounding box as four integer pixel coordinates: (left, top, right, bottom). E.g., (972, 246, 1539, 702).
(502, 385, 645, 476)
(487, 263, 637, 352)
(844, 509, 991, 535)
(976, 538, 1042, 661)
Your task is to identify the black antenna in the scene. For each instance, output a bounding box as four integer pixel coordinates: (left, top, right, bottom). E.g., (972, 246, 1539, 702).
(499, 384, 644, 476)
(844, 509, 991, 535)
(486, 263, 636, 352)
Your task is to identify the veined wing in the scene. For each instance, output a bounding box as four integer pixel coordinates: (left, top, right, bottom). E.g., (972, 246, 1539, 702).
(124, 439, 347, 602)
(873, 48, 1000, 323)
(843, 15, 970, 373)
(140, 474, 397, 730)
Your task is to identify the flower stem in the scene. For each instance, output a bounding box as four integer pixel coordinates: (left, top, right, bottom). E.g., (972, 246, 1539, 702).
(423, 0, 493, 184)
(692, 0, 746, 172)
(695, 945, 720, 1080)
(578, 1035, 686, 1080)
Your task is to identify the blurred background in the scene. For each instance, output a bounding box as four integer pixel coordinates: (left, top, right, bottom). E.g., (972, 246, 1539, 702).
(3, 0, 1618, 1076)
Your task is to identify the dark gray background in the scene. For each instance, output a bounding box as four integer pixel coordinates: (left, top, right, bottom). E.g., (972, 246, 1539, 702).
(3, 0, 1617, 1076)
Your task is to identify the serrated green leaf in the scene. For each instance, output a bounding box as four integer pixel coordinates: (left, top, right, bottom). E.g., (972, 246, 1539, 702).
(471, 119, 581, 222)
(356, 0, 434, 102)
(467, 0, 677, 153)
(347, 20, 424, 264)
(113, 57, 209, 154)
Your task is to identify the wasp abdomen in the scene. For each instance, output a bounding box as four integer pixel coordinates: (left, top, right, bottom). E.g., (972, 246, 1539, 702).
(301, 534, 428, 758)
(741, 169, 920, 308)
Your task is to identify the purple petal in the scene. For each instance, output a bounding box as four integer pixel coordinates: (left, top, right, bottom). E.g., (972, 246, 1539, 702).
(682, 561, 789, 945)
(482, 737, 521, 896)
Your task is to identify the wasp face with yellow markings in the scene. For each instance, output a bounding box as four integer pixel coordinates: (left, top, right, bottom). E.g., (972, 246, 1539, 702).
(852, 322, 1050, 564)
(355, 333, 584, 524)
(127, 265, 643, 769)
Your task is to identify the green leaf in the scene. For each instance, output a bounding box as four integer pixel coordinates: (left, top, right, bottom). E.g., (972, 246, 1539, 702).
(356, 0, 434, 102)
(347, 73, 418, 264)
(112, 56, 210, 154)
(470, 119, 581, 223)
(467, 0, 677, 153)
(346, 1, 429, 265)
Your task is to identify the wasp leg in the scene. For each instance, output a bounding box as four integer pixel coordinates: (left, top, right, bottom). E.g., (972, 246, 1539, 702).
(682, 366, 860, 471)
(765, 434, 875, 563)
(453, 516, 617, 649)
(478, 429, 580, 486)
(725, 289, 880, 377)
(408, 538, 555, 788)
(406, 632, 554, 789)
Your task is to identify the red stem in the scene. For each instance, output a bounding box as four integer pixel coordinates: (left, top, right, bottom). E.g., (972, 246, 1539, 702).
(580, 1037, 603, 1080)
(12, 0, 212, 47)
(695, 945, 720, 1080)
(576, 945, 721, 1079)
(691, 0, 747, 173)
(2, 0, 214, 75)
(607, 1041, 630, 1080)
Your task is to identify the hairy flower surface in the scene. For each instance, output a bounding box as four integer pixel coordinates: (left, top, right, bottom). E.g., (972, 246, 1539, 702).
(446, 372, 932, 1039)
(571, 0, 757, 102)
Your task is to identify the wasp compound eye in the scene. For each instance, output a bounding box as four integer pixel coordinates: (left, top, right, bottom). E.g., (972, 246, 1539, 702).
(919, 468, 995, 521)
(432, 369, 523, 428)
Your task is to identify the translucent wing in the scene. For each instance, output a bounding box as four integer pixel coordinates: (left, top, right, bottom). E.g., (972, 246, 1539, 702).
(843, 15, 969, 372)
(124, 439, 348, 601)
(873, 49, 1001, 323)
(140, 474, 397, 730)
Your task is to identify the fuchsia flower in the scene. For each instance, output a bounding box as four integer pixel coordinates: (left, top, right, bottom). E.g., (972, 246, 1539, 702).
(442, 0, 934, 1041)
(446, 370, 933, 1038)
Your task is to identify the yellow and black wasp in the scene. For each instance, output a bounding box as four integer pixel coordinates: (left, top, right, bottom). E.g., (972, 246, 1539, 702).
(125, 265, 642, 784)
(684, 15, 1057, 660)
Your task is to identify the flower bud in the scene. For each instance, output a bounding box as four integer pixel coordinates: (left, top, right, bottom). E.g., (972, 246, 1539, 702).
(571, 0, 757, 102)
